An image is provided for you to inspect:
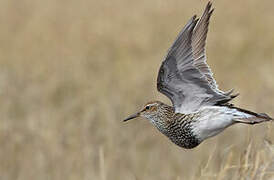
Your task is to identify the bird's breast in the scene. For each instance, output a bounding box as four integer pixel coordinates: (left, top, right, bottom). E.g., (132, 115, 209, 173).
(162, 117, 201, 149)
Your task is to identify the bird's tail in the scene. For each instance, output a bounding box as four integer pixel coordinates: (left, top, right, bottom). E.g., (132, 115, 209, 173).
(231, 106, 273, 124)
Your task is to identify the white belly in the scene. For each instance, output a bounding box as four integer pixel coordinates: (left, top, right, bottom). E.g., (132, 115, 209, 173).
(191, 106, 252, 141)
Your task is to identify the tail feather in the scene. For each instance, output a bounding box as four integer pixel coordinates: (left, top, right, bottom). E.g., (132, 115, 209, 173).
(230, 106, 273, 125)
(235, 116, 272, 125)
(258, 113, 273, 120)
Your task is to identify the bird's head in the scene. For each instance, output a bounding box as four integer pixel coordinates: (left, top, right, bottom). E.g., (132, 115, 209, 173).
(123, 101, 170, 123)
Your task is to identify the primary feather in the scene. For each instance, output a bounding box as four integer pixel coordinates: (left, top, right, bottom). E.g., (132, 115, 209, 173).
(157, 2, 235, 114)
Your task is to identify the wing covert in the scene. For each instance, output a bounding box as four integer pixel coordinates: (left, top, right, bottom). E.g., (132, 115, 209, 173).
(157, 2, 236, 114)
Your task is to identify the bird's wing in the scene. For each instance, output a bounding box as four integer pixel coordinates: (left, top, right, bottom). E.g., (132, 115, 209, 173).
(192, 2, 232, 95)
(157, 3, 235, 114)
(192, 2, 218, 90)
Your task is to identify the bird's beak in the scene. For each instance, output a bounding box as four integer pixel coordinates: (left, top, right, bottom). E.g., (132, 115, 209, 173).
(123, 112, 140, 122)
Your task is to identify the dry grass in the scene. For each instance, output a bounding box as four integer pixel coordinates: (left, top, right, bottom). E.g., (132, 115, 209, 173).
(0, 0, 273, 179)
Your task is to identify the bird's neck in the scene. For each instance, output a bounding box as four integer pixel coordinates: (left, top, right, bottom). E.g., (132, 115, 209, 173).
(150, 104, 175, 132)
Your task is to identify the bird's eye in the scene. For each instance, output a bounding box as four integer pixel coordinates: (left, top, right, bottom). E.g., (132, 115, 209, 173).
(145, 106, 150, 110)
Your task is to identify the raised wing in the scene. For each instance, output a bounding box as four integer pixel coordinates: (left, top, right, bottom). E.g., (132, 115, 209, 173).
(157, 2, 236, 114)
(192, 2, 218, 90)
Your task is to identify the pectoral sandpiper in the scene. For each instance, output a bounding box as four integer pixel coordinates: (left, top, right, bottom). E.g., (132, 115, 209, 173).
(124, 2, 272, 149)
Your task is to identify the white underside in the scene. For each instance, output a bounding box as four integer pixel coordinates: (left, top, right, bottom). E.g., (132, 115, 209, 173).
(191, 106, 253, 141)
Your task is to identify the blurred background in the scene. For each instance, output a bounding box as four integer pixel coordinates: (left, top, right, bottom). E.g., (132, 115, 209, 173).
(0, 0, 274, 179)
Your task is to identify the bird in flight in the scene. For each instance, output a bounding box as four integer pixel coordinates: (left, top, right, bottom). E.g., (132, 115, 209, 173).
(124, 2, 272, 149)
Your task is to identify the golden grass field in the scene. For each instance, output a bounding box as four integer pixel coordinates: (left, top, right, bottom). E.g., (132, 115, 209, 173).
(0, 0, 274, 179)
